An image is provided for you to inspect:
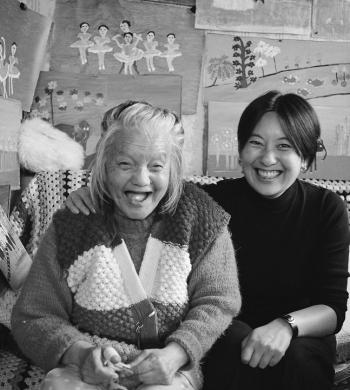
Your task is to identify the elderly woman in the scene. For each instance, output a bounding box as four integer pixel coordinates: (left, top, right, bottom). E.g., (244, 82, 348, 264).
(11, 101, 241, 390)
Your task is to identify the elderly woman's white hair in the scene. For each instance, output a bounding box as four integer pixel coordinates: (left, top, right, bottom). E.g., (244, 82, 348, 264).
(90, 101, 184, 215)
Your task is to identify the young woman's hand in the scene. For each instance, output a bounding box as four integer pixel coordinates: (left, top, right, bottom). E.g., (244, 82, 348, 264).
(128, 342, 188, 385)
(241, 318, 293, 369)
(65, 186, 95, 215)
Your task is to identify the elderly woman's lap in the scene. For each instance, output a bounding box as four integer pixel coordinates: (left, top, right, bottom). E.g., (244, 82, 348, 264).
(41, 366, 196, 390)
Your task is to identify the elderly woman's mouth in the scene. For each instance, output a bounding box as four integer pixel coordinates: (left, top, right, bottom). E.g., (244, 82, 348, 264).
(125, 191, 151, 202)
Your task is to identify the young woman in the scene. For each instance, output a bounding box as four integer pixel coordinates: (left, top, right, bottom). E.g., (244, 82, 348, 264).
(202, 90, 350, 390)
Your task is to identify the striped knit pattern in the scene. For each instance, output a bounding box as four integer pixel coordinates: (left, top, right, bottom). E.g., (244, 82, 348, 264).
(53, 182, 229, 350)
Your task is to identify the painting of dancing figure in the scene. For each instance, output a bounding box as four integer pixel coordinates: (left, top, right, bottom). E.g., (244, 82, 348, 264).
(70, 22, 93, 65)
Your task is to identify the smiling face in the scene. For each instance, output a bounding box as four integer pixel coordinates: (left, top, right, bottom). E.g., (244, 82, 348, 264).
(240, 111, 303, 198)
(106, 127, 171, 219)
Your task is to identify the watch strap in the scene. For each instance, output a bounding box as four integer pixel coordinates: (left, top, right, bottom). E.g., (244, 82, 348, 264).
(280, 314, 298, 338)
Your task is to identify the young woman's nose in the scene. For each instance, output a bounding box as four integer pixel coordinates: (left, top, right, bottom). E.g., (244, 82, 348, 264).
(260, 147, 278, 166)
(132, 166, 151, 186)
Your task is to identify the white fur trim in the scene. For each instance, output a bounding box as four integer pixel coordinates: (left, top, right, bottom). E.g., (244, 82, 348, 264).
(18, 117, 84, 172)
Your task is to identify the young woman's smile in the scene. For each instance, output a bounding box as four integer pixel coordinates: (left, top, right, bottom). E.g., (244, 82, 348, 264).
(240, 112, 303, 198)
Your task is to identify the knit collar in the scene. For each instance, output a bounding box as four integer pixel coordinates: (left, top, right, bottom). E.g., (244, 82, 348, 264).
(242, 177, 298, 213)
(112, 207, 157, 235)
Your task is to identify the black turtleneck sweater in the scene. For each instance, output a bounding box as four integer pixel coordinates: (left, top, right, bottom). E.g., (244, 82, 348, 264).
(202, 177, 350, 333)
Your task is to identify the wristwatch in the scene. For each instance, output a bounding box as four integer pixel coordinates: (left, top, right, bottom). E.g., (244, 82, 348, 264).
(280, 314, 299, 338)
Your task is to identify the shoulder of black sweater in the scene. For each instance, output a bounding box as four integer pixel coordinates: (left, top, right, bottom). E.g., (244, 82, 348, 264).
(198, 177, 245, 210)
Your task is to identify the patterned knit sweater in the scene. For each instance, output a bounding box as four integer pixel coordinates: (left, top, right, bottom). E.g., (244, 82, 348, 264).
(11, 183, 241, 384)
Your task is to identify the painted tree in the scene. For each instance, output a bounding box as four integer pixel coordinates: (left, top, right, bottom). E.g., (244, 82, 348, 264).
(253, 40, 281, 74)
(207, 55, 235, 87)
(255, 57, 267, 77)
(265, 45, 281, 73)
(232, 36, 256, 89)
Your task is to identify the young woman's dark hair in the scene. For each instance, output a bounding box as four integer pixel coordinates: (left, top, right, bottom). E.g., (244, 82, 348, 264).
(237, 90, 321, 169)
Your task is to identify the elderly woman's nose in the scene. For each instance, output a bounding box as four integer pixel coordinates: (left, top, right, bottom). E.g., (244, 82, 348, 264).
(132, 166, 151, 185)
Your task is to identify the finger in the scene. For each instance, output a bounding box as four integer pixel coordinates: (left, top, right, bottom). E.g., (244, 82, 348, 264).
(129, 351, 149, 368)
(64, 198, 80, 214)
(80, 190, 96, 214)
(103, 346, 121, 365)
(69, 194, 91, 215)
(258, 349, 274, 369)
(268, 351, 284, 367)
(241, 340, 254, 365)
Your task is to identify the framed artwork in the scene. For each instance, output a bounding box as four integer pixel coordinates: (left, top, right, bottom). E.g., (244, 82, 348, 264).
(0, 98, 21, 189)
(30, 71, 182, 159)
(207, 100, 350, 180)
(49, 0, 204, 114)
(203, 33, 350, 104)
(195, 0, 311, 36)
(0, 0, 52, 111)
(312, 0, 350, 41)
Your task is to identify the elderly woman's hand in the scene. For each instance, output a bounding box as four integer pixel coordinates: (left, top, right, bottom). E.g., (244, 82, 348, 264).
(128, 342, 189, 386)
(241, 318, 293, 369)
(63, 342, 123, 387)
(65, 186, 95, 215)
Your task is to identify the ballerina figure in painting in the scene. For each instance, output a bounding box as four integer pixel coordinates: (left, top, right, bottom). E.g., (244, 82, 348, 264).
(0, 37, 9, 98)
(160, 33, 182, 72)
(113, 32, 143, 76)
(8, 42, 20, 96)
(88, 24, 113, 71)
(143, 31, 161, 72)
(70, 22, 93, 65)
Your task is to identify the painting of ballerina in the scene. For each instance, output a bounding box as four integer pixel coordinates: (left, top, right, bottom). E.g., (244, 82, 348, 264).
(50, 0, 203, 114)
(0, 0, 51, 110)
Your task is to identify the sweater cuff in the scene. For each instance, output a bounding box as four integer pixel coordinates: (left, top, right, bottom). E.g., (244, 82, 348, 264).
(165, 329, 203, 369)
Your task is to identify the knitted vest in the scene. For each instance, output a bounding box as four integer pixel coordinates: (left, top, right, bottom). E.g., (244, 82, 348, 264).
(53, 182, 229, 351)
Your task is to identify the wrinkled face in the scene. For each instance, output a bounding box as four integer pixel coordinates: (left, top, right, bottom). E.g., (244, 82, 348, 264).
(240, 112, 303, 198)
(107, 127, 171, 219)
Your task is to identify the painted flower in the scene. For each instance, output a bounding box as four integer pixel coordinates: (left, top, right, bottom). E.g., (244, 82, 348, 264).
(47, 80, 57, 91)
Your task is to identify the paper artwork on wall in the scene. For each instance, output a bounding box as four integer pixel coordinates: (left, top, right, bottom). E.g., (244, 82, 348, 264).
(49, 0, 204, 114)
(312, 0, 350, 41)
(29, 71, 182, 160)
(203, 33, 350, 104)
(195, 0, 311, 36)
(17, 0, 56, 18)
(0, 98, 21, 189)
(0, 0, 52, 111)
(142, 0, 195, 6)
(207, 99, 350, 180)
